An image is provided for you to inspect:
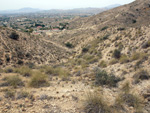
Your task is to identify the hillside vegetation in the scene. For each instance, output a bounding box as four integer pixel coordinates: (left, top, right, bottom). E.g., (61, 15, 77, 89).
(0, 0, 150, 112)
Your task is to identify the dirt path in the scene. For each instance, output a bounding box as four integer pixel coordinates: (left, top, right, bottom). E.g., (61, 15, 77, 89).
(41, 38, 72, 53)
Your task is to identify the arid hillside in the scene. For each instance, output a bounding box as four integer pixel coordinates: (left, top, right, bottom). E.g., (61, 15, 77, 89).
(46, 0, 150, 53)
(45, 0, 150, 112)
(0, 27, 71, 67)
(69, 0, 150, 29)
(0, 0, 150, 113)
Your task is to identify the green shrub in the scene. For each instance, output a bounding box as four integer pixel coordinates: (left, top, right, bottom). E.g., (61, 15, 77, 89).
(102, 35, 110, 40)
(28, 71, 49, 88)
(142, 40, 150, 48)
(0, 59, 3, 65)
(83, 91, 110, 113)
(82, 47, 89, 53)
(65, 42, 73, 48)
(9, 31, 19, 40)
(5, 75, 24, 88)
(95, 69, 121, 87)
(17, 60, 24, 65)
(115, 36, 121, 41)
(113, 49, 121, 59)
(5, 54, 10, 62)
(117, 28, 125, 31)
(101, 26, 108, 31)
(132, 19, 137, 24)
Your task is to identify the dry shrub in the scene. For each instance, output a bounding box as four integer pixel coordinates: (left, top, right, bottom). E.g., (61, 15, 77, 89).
(56, 67, 70, 81)
(4, 89, 15, 99)
(115, 82, 144, 112)
(5, 75, 24, 88)
(133, 70, 150, 84)
(109, 59, 118, 65)
(40, 66, 56, 75)
(14, 66, 32, 77)
(131, 52, 147, 61)
(119, 55, 129, 64)
(99, 60, 107, 68)
(83, 91, 111, 113)
(16, 91, 30, 99)
(28, 71, 49, 88)
(95, 69, 121, 87)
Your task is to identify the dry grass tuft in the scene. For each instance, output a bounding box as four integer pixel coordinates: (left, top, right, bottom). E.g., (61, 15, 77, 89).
(4, 75, 24, 88)
(28, 71, 49, 88)
(83, 91, 111, 113)
(14, 66, 32, 77)
(115, 82, 144, 112)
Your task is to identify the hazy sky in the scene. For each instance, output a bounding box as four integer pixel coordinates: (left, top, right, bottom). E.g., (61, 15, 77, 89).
(0, 0, 135, 10)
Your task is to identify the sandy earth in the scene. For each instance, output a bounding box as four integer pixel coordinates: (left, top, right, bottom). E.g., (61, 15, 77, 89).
(0, 73, 95, 113)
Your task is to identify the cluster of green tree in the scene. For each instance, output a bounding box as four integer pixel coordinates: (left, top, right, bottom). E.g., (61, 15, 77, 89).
(34, 23, 45, 27)
(59, 23, 69, 30)
(24, 19, 32, 22)
(21, 28, 33, 34)
(10, 24, 19, 30)
(39, 27, 50, 30)
(0, 17, 10, 22)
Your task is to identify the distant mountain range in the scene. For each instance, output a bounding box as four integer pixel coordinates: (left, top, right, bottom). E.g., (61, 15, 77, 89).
(105, 4, 121, 9)
(0, 7, 41, 14)
(0, 4, 121, 15)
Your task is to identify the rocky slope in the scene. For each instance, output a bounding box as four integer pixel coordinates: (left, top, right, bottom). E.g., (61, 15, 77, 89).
(45, 0, 150, 112)
(1, 0, 150, 113)
(69, 0, 150, 29)
(46, 0, 150, 54)
(0, 27, 71, 67)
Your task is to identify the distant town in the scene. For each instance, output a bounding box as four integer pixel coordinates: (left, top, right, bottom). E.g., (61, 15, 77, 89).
(0, 14, 73, 36)
(0, 6, 120, 36)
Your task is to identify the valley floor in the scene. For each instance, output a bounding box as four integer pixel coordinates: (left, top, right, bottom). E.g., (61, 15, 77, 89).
(0, 73, 94, 113)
